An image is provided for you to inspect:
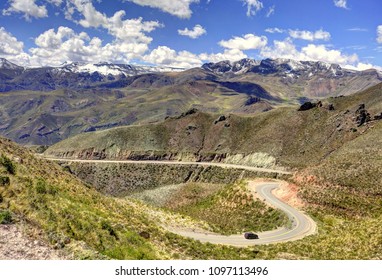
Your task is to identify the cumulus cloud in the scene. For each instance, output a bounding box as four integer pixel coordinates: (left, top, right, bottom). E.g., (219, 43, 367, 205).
(241, 0, 263, 17)
(66, 1, 161, 44)
(377, 25, 382, 44)
(344, 62, 382, 72)
(178, 24, 206, 39)
(143, 46, 203, 68)
(219, 34, 267, 50)
(27, 26, 151, 66)
(2, 0, 48, 20)
(289, 29, 331, 41)
(125, 0, 199, 18)
(199, 49, 247, 63)
(0, 27, 32, 66)
(0, 27, 25, 56)
(261, 38, 359, 66)
(334, 0, 348, 9)
(144, 46, 247, 68)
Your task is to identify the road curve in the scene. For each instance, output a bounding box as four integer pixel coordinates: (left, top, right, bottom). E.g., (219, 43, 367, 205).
(166, 181, 316, 247)
(42, 157, 316, 246)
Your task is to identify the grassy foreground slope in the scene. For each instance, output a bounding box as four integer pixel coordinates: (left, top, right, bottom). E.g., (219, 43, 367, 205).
(0, 137, 288, 259)
(0, 137, 163, 259)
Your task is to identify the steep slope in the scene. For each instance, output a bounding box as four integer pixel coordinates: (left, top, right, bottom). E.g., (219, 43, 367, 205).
(0, 137, 169, 259)
(45, 83, 382, 170)
(0, 137, 298, 260)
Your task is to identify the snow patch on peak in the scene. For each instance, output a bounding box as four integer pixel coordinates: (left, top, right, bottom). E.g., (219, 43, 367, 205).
(0, 58, 23, 70)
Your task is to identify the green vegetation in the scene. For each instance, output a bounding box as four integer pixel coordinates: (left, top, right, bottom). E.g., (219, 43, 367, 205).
(45, 83, 382, 171)
(0, 210, 12, 224)
(0, 138, 162, 259)
(165, 182, 288, 234)
(3, 83, 382, 259)
(1, 154, 17, 175)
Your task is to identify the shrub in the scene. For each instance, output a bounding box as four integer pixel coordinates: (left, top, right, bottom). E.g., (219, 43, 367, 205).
(0, 210, 12, 224)
(35, 179, 47, 194)
(0, 176, 10, 186)
(0, 155, 16, 175)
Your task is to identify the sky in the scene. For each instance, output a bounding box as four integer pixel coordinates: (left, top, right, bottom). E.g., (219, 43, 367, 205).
(0, 0, 381, 70)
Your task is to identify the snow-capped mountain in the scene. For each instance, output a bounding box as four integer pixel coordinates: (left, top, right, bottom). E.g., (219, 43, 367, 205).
(0, 58, 24, 70)
(58, 61, 185, 76)
(0, 57, 381, 93)
(201, 58, 372, 79)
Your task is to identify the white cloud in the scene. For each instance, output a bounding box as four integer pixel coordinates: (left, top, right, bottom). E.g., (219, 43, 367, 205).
(2, 0, 48, 20)
(344, 62, 382, 72)
(46, 0, 63, 5)
(125, 0, 199, 18)
(66, 1, 162, 44)
(144, 46, 248, 68)
(219, 34, 267, 50)
(265, 27, 285, 34)
(199, 49, 247, 63)
(70, 0, 108, 28)
(302, 44, 358, 65)
(143, 46, 202, 68)
(377, 25, 382, 44)
(0, 27, 25, 56)
(27, 26, 151, 66)
(334, 0, 348, 9)
(0, 27, 32, 66)
(241, 0, 263, 17)
(289, 29, 331, 41)
(261, 38, 359, 66)
(178, 24, 206, 39)
(266, 5, 275, 18)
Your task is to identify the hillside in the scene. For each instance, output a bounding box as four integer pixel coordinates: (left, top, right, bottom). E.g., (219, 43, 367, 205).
(42, 83, 382, 259)
(45, 82, 382, 170)
(1, 58, 381, 146)
(0, 137, 290, 259)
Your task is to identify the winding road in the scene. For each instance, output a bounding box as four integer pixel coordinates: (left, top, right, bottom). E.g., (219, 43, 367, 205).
(43, 157, 316, 246)
(167, 181, 316, 246)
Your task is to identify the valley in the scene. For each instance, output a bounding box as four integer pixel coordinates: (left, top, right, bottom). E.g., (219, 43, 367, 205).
(1, 57, 382, 260)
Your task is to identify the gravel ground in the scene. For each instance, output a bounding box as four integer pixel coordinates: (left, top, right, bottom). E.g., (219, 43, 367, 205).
(0, 224, 64, 260)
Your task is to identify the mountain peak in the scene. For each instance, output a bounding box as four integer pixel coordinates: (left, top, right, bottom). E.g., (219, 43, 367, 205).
(202, 57, 352, 78)
(0, 58, 23, 70)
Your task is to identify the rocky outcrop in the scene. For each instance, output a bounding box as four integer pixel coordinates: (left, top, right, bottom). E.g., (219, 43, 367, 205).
(374, 112, 382, 120)
(298, 101, 317, 111)
(355, 104, 371, 126)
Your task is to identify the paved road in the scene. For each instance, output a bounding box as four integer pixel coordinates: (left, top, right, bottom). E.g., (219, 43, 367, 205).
(166, 181, 316, 246)
(43, 157, 316, 246)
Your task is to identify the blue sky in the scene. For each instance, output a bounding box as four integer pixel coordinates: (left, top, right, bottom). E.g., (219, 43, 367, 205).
(0, 0, 381, 70)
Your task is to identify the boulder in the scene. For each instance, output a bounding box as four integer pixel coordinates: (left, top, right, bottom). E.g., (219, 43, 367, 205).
(298, 101, 316, 111)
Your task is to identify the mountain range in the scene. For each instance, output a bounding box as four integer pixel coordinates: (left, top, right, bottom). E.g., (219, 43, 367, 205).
(0, 57, 381, 145)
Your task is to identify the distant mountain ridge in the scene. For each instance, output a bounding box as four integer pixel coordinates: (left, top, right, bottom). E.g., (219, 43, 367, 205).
(1, 57, 382, 146)
(202, 57, 381, 78)
(1, 57, 381, 92)
(0, 58, 185, 92)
